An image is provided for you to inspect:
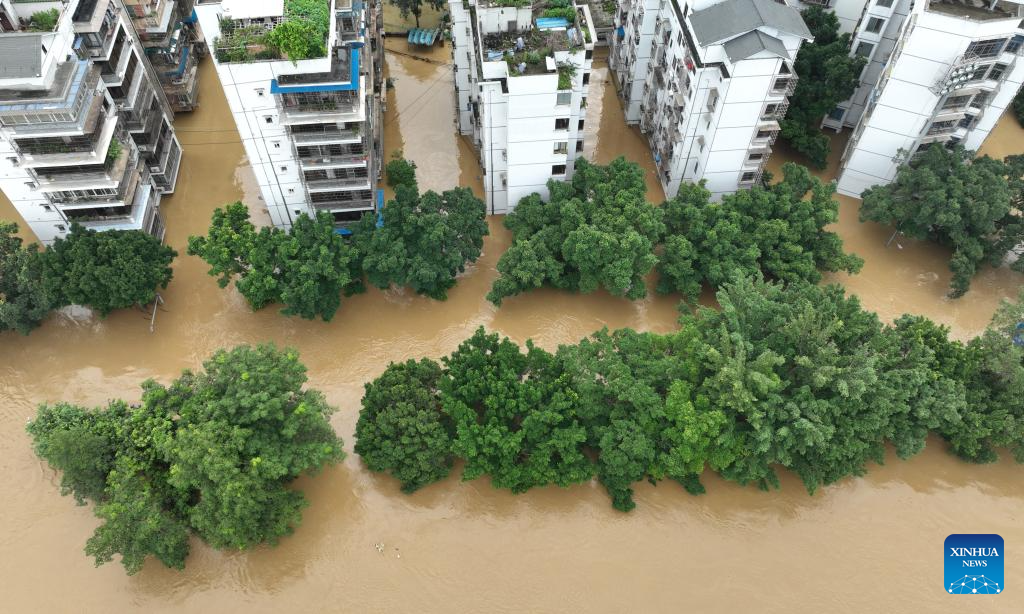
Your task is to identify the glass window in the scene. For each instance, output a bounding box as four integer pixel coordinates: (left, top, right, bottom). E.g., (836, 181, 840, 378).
(556, 92, 571, 106)
(553, 142, 568, 155)
(552, 164, 566, 176)
(866, 17, 885, 34)
(875, 0, 894, 6)
(855, 42, 874, 58)
(555, 118, 569, 130)
(966, 39, 1006, 58)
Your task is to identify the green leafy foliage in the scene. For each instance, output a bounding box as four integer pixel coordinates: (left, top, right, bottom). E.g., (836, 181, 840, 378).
(267, 0, 330, 61)
(658, 163, 862, 300)
(188, 204, 362, 321)
(357, 164, 487, 299)
(779, 7, 866, 168)
(27, 8, 59, 32)
(43, 224, 176, 316)
(358, 277, 1024, 510)
(355, 359, 452, 492)
(0, 222, 56, 334)
(488, 157, 665, 305)
(28, 344, 344, 574)
(1013, 88, 1024, 126)
(388, 0, 446, 28)
(860, 145, 1024, 297)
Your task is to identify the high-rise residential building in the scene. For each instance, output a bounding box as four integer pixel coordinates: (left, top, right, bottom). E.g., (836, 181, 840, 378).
(450, 0, 597, 214)
(195, 0, 384, 229)
(833, 0, 1024, 197)
(0, 0, 184, 244)
(610, 0, 812, 200)
(123, 0, 205, 112)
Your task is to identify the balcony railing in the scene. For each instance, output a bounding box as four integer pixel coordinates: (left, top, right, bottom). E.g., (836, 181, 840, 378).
(291, 128, 362, 145)
(304, 176, 372, 192)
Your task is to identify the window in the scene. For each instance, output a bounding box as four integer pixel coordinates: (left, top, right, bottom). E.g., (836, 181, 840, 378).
(958, 115, 977, 129)
(265, 116, 274, 124)
(56, 225, 65, 232)
(748, 152, 764, 161)
(706, 88, 719, 112)
(779, 62, 791, 75)
(576, 140, 584, 152)
(288, 188, 295, 194)
(554, 141, 568, 155)
(273, 141, 281, 148)
(585, 49, 593, 60)
(295, 210, 302, 217)
(43, 205, 51, 211)
(756, 129, 774, 139)
(578, 119, 585, 130)
(697, 136, 705, 152)
(693, 161, 699, 174)
(256, 88, 265, 97)
(971, 91, 991, 108)
(556, 92, 571, 106)
(926, 120, 956, 135)
(827, 107, 845, 121)
(741, 172, 758, 182)
(987, 63, 1008, 81)
(941, 95, 971, 110)
(771, 78, 792, 93)
(866, 17, 885, 34)
(966, 38, 1005, 58)
(552, 164, 566, 176)
(555, 118, 570, 130)
(1007, 35, 1024, 55)
(582, 73, 590, 85)
(580, 97, 587, 109)
(854, 42, 874, 58)
(761, 103, 781, 120)
(280, 166, 287, 172)
(875, 0, 893, 6)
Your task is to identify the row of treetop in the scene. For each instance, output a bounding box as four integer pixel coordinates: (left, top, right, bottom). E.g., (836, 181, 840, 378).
(4, 143, 1023, 335)
(27, 274, 1024, 575)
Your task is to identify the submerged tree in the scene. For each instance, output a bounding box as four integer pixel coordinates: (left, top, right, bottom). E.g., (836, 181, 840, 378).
(28, 344, 344, 575)
(860, 145, 1024, 297)
(189, 204, 362, 321)
(357, 159, 488, 300)
(43, 224, 176, 316)
(488, 157, 665, 305)
(780, 7, 866, 168)
(388, 0, 446, 28)
(0, 222, 55, 334)
(354, 358, 454, 493)
(657, 163, 862, 300)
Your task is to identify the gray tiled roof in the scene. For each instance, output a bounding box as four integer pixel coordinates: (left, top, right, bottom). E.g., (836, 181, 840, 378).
(723, 30, 791, 63)
(690, 0, 812, 46)
(0, 34, 43, 79)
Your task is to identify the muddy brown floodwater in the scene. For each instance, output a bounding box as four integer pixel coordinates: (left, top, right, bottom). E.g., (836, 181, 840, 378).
(1, 46, 1023, 613)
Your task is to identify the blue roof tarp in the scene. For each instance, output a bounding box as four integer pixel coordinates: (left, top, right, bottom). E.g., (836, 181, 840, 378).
(617, 26, 625, 39)
(270, 47, 360, 94)
(536, 17, 570, 30)
(407, 28, 439, 45)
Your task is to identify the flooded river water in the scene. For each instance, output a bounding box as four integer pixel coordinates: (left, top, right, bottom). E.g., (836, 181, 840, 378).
(1, 46, 1023, 612)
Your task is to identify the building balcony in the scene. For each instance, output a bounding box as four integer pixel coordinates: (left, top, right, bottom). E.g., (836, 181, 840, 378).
(290, 127, 363, 146)
(33, 140, 138, 191)
(304, 176, 372, 193)
(298, 154, 368, 170)
(310, 195, 375, 211)
(17, 112, 120, 169)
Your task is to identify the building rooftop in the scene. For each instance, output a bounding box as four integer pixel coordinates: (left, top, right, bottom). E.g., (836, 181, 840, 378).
(689, 0, 812, 46)
(0, 34, 43, 79)
(723, 30, 790, 63)
(222, 0, 285, 19)
(926, 0, 1023, 21)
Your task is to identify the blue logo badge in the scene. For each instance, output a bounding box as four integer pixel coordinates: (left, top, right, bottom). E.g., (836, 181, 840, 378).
(945, 534, 1003, 594)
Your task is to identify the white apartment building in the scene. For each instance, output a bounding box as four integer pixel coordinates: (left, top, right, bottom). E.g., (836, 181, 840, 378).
(834, 0, 1024, 197)
(610, 0, 812, 200)
(124, 0, 205, 112)
(450, 0, 597, 214)
(196, 0, 384, 229)
(0, 0, 183, 244)
(792, 0, 871, 34)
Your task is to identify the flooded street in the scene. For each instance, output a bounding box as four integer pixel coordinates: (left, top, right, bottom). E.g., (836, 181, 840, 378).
(0, 45, 1023, 613)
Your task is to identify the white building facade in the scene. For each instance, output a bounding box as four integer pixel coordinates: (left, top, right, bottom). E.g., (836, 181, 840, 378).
(835, 0, 1024, 197)
(195, 0, 384, 229)
(450, 0, 597, 214)
(610, 0, 812, 200)
(0, 0, 183, 244)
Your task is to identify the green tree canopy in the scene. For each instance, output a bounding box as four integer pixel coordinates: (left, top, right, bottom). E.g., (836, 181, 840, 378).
(267, 0, 330, 61)
(0, 222, 55, 334)
(488, 157, 665, 305)
(43, 224, 176, 316)
(189, 205, 362, 321)
(859, 144, 1024, 297)
(354, 358, 453, 492)
(357, 160, 487, 300)
(779, 7, 866, 168)
(28, 344, 344, 574)
(657, 163, 862, 300)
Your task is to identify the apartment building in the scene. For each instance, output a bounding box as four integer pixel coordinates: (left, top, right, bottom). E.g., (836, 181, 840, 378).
(0, 0, 183, 244)
(450, 0, 597, 214)
(610, 0, 812, 200)
(834, 0, 1024, 197)
(195, 0, 384, 229)
(124, 0, 205, 112)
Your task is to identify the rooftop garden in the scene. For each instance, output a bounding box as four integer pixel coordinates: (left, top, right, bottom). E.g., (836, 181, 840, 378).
(214, 0, 331, 63)
(26, 8, 60, 32)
